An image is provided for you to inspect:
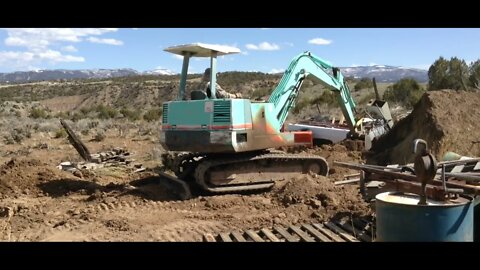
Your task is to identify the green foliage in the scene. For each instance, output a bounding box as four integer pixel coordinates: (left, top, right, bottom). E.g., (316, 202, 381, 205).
(428, 57, 469, 91)
(120, 108, 142, 121)
(55, 111, 69, 119)
(469, 60, 480, 90)
(217, 72, 280, 86)
(71, 112, 85, 122)
(96, 105, 118, 119)
(29, 108, 49, 119)
(354, 78, 373, 91)
(383, 78, 425, 108)
(292, 98, 311, 114)
(310, 91, 336, 107)
(54, 128, 67, 138)
(143, 108, 162, 122)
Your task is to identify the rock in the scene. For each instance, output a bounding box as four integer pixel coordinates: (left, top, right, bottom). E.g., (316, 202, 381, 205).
(205, 201, 213, 208)
(273, 217, 281, 224)
(277, 212, 286, 218)
(0, 207, 14, 218)
(307, 199, 322, 209)
(73, 170, 83, 178)
(104, 197, 116, 204)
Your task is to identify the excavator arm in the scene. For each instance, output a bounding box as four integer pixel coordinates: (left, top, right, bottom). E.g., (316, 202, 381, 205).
(268, 51, 358, 133)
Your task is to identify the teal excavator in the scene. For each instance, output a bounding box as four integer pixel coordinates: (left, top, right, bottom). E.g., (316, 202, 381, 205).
(160, 43, 392, 193)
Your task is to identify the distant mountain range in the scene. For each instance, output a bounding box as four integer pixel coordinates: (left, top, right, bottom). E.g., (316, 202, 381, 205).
(339, 65, 428, 83)
(0, 65, 428, 84)
(0, 68, 176, 83)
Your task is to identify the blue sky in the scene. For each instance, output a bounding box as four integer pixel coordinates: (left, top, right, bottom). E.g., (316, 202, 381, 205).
(0, 28, 478, 73)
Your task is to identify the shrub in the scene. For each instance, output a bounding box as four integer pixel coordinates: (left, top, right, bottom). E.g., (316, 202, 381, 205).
(54, 128, 67, 138)
(143, 108, 162, 122)
(383, 78, 425, 108)
(29, 108, 49, 119)
(93, 131, 106, 142)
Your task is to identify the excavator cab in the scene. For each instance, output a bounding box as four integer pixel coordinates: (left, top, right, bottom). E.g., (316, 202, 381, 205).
(164, 43, 240, 100)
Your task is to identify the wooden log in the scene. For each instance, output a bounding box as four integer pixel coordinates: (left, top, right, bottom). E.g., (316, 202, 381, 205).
(60, 119, 91, 162)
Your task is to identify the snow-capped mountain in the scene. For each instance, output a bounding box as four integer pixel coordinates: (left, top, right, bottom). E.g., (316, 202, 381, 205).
(0, 65, 428, 84)
(339, 65, 428, 83)
(0, 68, 180, 83)
(0, 69, 140, 83)
(143, 68, 176, 75)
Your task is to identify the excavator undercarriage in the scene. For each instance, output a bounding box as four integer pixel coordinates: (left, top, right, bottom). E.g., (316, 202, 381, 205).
(162, 150, 329, 194)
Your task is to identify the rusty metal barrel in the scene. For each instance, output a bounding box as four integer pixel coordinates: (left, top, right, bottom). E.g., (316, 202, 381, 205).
(375, 192, 473, 242)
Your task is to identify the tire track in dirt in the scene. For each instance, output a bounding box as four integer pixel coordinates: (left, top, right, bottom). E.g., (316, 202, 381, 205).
(13, 197, 232, 241)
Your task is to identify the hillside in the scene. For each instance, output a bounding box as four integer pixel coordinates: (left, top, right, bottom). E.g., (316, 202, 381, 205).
(0, 71, 399, 124)
(0, 65, 427, 84)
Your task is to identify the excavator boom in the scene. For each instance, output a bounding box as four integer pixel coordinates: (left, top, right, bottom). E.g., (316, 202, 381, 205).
(268, 51, 358, 133)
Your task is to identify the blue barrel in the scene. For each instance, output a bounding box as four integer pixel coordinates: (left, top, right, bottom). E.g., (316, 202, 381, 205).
(376, 192, 473, 242)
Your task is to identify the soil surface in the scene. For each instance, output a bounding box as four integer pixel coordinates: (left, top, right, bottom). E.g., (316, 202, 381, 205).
(0, 143, 369, 241)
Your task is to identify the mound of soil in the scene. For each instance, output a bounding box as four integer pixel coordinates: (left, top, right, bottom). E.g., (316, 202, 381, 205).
(273, 175, 371, 219)
(369, 90, 480, 165)
(0, 158, 74, 197)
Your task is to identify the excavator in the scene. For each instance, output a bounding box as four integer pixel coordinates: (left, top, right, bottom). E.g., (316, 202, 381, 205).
(159, 43, 392, 194)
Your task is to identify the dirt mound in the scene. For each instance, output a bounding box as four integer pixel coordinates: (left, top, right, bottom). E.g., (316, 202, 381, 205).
(0, 158, 74, 197)
(273, 175, 371, 220)
(369, 90, 480, 165)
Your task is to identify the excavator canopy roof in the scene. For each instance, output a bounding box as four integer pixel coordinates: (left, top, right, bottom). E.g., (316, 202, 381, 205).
(164, 43, 241, 57)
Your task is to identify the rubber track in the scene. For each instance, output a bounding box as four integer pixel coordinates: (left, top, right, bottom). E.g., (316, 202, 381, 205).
(195, 152, 329, 193)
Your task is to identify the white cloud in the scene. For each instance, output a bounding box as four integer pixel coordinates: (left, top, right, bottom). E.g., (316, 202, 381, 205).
(351, 64, 360, 67)
(245, 42, 280, 51)
(241, 51, 249, 55)
(308, 38, 332, 45)
(61, 45, 78, 52)
(3, 28, 118, 49)
(0, 50, 84, 71)
(260, 28, 270, 30)
(269, 68, 285, 74)
(37, 49, 84, 62)
(0, 28, 120, 71)
(87, 37, 123, 46)
(132, 28, 139, 30)
(173, 55, 184, 60)
(369, 62, 377, 66)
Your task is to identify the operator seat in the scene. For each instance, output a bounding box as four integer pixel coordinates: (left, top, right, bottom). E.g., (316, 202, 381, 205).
(191, 90, 208, 100)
